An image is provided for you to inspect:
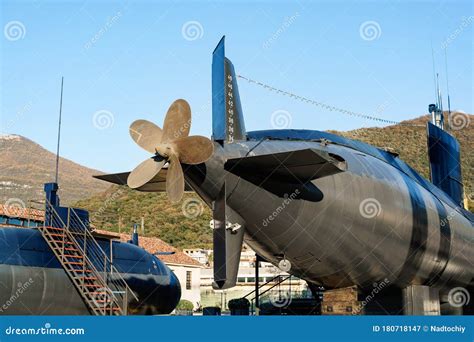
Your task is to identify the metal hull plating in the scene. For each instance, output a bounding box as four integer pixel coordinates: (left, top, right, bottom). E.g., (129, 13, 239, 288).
(185, 138, 473, 293)
(0, 227, 181, 315)
(0, 264, 89, 315)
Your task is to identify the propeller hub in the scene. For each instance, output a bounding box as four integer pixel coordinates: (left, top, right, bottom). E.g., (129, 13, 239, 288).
(155, 143, 176, 159)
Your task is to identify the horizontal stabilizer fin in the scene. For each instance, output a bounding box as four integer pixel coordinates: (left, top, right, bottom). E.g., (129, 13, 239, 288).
(94, 172, 133, 185)
(224, 148, 346, 184)
(93, 170, 192, 192)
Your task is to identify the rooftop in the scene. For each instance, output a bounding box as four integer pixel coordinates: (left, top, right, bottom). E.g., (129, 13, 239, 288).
(0, 204, 44, 222)
(94, 229, 202, 268)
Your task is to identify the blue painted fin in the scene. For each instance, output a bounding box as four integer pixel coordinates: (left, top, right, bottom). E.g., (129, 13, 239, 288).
(212, 36, 246, 143)
(426, 122, 463, 207)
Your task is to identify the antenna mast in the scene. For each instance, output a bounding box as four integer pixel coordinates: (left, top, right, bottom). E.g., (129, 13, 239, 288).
(444, 48, 452, 126)
(430, 43, 438, 107)
(429, 44, 444, 130)
(436, 73, 443, 112)
(55, 77, 64, 184)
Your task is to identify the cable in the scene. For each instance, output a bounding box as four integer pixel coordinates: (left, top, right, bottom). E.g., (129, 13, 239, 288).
(237, 75, 424, 127)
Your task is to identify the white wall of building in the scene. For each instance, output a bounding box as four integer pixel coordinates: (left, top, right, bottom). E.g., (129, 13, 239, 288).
(168, 264, 202, 309)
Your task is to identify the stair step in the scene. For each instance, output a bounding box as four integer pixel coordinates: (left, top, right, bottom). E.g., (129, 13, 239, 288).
(71, 269, 92, 273)
(44, 226, 64, 231)
(48, 233, 65, 237)
(64, 247, 80, 252)
(95, 299, 113, 303)
(101, 307, 121, 311)
(64, 261, 83, 265)
(64, 254, 82, 258)
(51, 240, 74, 245)
(88, 291, 108, 296)
(64, 249, 81, 254)
(84, 284, 102, 288)
(65, 254, 84, 259)
(93, 308, 122, 315)
(77, 276, 98, 281)
(74, 274, 94, 278)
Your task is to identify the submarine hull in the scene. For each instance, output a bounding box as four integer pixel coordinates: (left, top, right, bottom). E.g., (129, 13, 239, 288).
(0, 227, 181, 315)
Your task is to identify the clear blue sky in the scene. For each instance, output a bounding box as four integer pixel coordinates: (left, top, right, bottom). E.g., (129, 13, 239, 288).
(1, 0, 472, 173)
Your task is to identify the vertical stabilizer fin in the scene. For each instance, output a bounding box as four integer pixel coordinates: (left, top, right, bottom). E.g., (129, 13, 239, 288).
(426, 122, 463, 206)
(212, 36, 246, 143)
(212, 183, 245, 290)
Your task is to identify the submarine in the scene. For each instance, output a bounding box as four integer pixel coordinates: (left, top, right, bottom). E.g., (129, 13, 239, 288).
(0, 183, 181, 315)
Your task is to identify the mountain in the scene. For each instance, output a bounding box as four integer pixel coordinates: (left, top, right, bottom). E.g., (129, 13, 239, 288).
(74, 114, 473, 249)
(0, 134, 109, 206)
(331, 114, 473, 205)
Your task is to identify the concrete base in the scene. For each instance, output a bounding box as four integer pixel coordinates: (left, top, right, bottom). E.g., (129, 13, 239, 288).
(403, 285, 440, 315)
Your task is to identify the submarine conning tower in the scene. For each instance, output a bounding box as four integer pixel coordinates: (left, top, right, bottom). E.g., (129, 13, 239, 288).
(43, 182, 91, 230)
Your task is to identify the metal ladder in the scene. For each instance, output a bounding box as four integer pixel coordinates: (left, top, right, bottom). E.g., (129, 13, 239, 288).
(39, 199, 138, 315)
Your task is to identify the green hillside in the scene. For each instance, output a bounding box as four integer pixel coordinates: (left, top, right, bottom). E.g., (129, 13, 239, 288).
(75, 189, 213, 249)
(332, 114, 473, 207)
(75, 114, 473, 249)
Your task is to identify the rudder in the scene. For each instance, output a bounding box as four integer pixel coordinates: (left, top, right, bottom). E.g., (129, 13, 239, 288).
(212, 36, 246, 143)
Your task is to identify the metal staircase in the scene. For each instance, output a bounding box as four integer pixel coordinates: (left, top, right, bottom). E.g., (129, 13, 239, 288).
(243, 275, 291, 314)
(244, 275, 318, 315)
(39, 199, 138, 315)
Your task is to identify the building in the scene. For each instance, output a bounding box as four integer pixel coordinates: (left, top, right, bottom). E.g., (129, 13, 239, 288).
(200, 244, 309, 309)
(0, 204, 43, 228)
(183, 248, 211, 265)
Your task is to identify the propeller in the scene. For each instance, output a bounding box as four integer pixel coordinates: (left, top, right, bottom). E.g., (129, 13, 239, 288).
(127, 99, 214, 202)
